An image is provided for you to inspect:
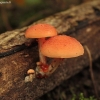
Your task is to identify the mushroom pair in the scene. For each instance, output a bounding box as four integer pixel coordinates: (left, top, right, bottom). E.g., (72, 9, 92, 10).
(25, 23, 84, 79)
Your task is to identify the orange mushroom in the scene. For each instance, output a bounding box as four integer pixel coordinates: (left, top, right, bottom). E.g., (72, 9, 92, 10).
(25, 23, 58, 78)
(25, 23, 57, 64)
(25, 24, 84, 78)
(40, 35, 84, 76)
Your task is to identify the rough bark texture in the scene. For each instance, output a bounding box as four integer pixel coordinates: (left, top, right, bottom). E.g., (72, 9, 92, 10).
(0, 1, 100, 100)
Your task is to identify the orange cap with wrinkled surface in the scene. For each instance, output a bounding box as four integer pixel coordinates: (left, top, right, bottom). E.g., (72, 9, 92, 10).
(41, 35, 84, 58)
(25, 24, 57, 38)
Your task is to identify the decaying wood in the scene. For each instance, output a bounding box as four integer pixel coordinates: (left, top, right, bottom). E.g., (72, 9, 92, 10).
(0, 0, 100, 100)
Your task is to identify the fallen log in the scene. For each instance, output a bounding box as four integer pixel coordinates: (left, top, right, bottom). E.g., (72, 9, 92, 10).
(0, 0, 100, 99)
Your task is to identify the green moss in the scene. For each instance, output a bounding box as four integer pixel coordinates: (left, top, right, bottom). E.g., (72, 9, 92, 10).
(71, 93, 97, 100)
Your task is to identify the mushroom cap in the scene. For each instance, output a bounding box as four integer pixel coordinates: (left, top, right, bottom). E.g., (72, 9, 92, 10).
(25, 24, 57, 38)
(27, 69, 35, 74)
(41, 35, 84, 58)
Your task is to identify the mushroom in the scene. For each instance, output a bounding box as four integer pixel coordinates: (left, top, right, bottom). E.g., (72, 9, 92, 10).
(25, 23, 57, 78)
(40, 35, 84, 76)
(25, 69, 35, 82)
(25, 23, 57, 64)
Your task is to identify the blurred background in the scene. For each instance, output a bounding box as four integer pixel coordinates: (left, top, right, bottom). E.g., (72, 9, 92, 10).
(0, 0, 91, 34)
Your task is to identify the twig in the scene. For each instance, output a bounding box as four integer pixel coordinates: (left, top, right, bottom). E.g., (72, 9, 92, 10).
(84, 45, 99, 99)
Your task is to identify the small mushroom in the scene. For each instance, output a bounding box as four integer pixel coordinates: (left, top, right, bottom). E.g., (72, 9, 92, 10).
(25, 23, 57, 64)
(40, 35, 84, 76)
(25, 69, 35, 82)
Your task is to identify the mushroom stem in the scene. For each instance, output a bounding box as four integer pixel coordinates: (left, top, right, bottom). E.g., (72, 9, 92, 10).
(47, 58, 64, 76)
(35, 58, 63, 78)
(38, 38, 46, 64)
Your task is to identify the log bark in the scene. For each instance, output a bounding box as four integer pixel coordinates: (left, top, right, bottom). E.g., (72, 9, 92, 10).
(0, 0, 100, 100)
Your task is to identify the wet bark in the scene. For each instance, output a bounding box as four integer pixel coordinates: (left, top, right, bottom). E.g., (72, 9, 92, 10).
(0, 0, 100, 100)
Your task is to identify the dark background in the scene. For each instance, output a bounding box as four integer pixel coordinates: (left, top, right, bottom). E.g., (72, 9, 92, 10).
(0, 0, 90, 33)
